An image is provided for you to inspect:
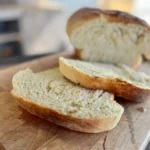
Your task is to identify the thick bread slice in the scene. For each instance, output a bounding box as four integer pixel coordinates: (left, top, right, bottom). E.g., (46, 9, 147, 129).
(11, 68, 123, 133)
(59, 57, 150, 102)
(67, 8, 150, 68)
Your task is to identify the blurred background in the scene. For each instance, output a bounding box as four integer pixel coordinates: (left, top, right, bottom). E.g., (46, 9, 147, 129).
(0, 0, 150, 69)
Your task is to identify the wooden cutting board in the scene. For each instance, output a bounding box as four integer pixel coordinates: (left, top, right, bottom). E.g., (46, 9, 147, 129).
(0, 51, 149, 150)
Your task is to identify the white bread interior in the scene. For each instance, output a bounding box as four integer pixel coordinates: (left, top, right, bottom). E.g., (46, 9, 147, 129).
(67, 8, 150, 68)
(59, 57, 150, 102)
(11, 68, 124, 133)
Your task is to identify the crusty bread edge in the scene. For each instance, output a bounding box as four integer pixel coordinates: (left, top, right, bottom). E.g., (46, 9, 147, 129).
(59, 58, 150, 102)
(67, 8, 150, 37)
(11, 90, 123, 133)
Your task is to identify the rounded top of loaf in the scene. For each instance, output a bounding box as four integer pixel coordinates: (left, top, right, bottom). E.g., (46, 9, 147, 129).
(67, 7, 150, 36)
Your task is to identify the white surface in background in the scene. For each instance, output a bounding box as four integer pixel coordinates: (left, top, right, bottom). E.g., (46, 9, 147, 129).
(133, 0, 150, 24)
(0, 6, 22, 21)
(22, 0, 96, 55)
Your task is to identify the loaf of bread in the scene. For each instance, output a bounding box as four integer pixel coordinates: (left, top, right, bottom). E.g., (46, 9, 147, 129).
(67, 8, 150, 68)
(11, 68, 123, 133)
(59, 57, 150, 102)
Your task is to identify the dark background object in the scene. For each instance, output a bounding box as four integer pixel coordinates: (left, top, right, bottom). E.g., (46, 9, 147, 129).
(0, 19, 22, 59)
(0, 20, 19, 33)
(0, 42, 22, 57)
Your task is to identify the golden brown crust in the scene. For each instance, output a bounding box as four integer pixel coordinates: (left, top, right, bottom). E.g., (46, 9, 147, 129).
(67, 7, 150, 37)
(11, 91, 122, 133)
(60, 59, 150, 102)
(75, 49, 82, 59)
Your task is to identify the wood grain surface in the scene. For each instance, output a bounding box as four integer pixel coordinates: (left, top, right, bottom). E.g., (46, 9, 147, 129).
(0, 51, 149, 150)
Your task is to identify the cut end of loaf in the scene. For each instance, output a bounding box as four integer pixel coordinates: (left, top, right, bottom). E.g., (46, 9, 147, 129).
(67, 8, 150, 68)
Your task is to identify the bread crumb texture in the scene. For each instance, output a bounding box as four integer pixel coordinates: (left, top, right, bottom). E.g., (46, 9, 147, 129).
(137, 106, 146, 112)
(69, 12, 150, 66)
(60, 57, 150, 89)
(12, 68, 123, 118)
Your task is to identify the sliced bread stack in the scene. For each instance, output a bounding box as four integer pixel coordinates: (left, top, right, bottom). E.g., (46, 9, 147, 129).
(11, 8, 150, 133)
(59, 57, 150, 102)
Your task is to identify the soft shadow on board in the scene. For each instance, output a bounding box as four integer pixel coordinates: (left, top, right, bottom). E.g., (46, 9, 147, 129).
(0, 144, 6, 150)
(115, 96, 135, 105)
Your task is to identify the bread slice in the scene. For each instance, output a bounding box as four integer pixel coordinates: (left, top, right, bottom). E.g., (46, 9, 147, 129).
(11, 68, 123, 133)
(59, 57, 150, 102)
(67, 8, 150, 68)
